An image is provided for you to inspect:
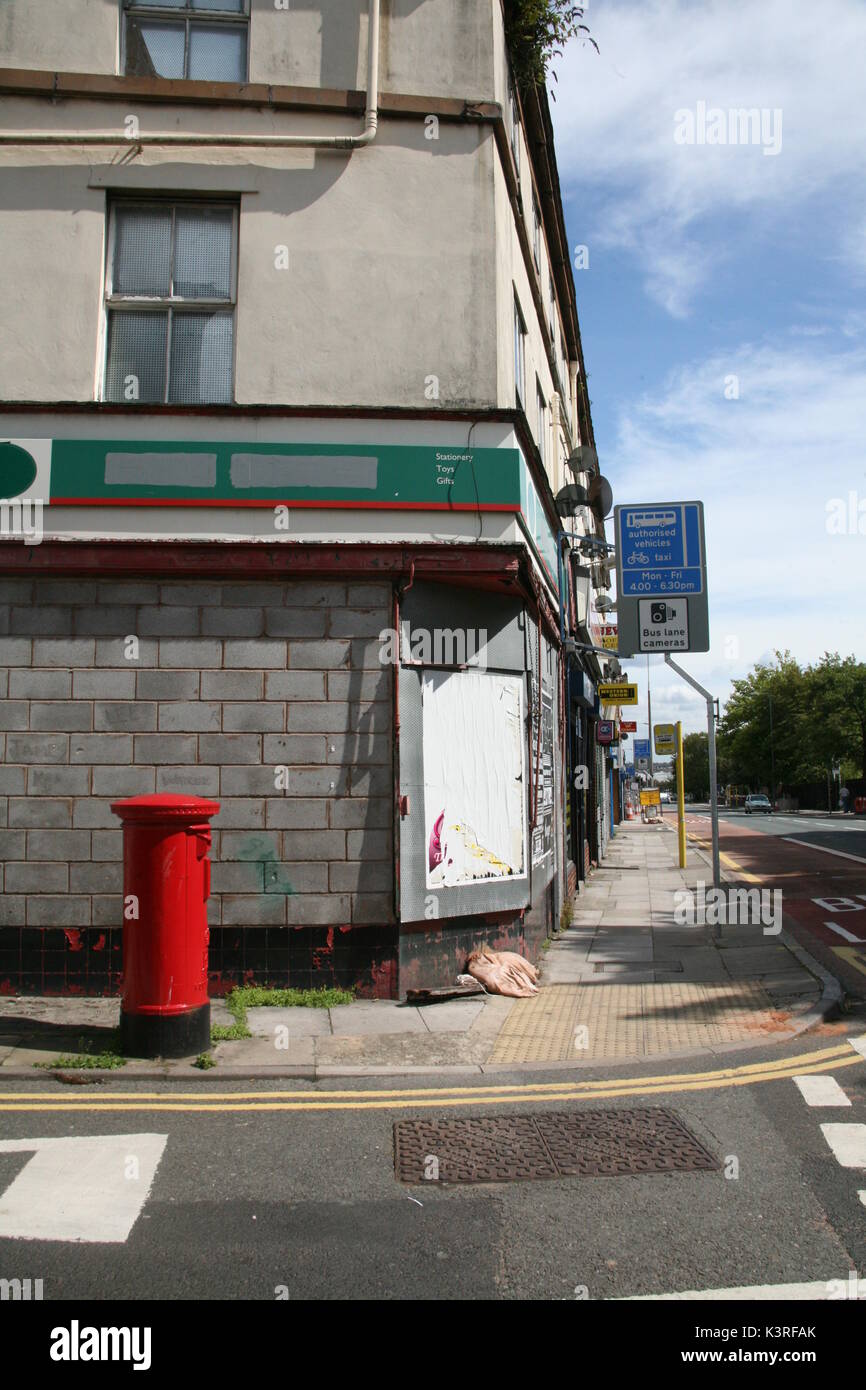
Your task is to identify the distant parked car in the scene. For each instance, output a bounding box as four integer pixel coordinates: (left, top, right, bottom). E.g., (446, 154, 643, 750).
(744, 794, 772, 815)
(659, 790, 671, 803)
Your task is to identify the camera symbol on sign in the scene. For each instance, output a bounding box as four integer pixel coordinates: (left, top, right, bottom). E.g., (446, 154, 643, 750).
(650, 602, 668, 624)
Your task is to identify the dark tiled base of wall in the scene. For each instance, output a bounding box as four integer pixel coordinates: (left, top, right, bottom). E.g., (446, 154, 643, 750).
(0, 927, 123, 996)
(208, 925, 399, 999)
(0, 925, 399, 999)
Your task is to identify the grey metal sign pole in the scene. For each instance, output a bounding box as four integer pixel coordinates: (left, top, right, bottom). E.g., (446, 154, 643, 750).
(664, 653, 720, 891)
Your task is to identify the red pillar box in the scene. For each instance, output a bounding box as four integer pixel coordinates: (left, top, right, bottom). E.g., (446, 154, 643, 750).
(110, 794, 220, 1058)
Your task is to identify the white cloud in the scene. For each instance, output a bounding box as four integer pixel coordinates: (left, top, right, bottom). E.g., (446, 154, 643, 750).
(611, 342, 866, 732)
(554, 0, 866, 313)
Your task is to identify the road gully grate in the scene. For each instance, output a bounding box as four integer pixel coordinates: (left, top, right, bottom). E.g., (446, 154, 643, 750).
(393, 1107, 721, 1184)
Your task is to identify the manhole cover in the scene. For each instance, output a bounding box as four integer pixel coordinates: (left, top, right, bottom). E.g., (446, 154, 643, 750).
(393, 1107, 720, 1184)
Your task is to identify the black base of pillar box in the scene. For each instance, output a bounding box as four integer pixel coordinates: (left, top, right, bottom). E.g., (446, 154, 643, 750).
(121, 1003, 211, 1059)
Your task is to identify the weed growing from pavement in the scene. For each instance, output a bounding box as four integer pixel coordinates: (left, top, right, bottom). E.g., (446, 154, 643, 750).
(35, 1034, 127, 1070)
(193, 1052, 216, 1070)
(210, 986, 355, 1042)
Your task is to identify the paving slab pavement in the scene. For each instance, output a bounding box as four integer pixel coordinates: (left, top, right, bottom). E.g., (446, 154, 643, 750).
(0, 822, 839, 1078)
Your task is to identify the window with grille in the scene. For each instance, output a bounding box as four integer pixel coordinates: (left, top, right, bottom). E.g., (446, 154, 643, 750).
(103, 200, 237, 405)
(123, 1, 249, 83)
(513, 295, 526, 409)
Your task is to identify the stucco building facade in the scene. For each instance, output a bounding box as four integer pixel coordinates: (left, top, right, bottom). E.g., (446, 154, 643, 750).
(0, 0, 615, 998)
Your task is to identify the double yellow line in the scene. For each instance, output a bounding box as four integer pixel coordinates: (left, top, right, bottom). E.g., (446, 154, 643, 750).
(0, 1040, 862, 1112)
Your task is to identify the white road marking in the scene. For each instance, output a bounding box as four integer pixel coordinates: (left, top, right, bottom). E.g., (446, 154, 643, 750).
(825, 920, 865, 943)
(619, 1279, 865, 1300)
(849, 1035, 866, 1060)
(783, 837, 866, 865)
(793, 1075, 852, 1107)
(860, 1191, 866, 1208)
(0, 1133, 167, 1243)
(820, 1123, 866, 1168)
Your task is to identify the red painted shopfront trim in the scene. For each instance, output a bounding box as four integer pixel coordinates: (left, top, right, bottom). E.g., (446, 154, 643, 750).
(50, 498, 522, 512)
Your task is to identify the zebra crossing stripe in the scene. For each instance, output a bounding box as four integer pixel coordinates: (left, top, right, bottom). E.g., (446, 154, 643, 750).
(793, 1075, 852, 1107)
(820, 1124, 866, 1168)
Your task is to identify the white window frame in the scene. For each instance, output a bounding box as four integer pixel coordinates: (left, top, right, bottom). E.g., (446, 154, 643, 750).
(102, 197, 239, 404)
(549, 272, 557, 343)
(532, 193, 542, 271)
(121, 0, 251, 82)
(514, 295, 527, 409)
(509, 79, 520, 176)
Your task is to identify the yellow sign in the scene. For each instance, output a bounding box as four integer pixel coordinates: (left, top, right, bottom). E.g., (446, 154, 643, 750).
(654, 722, 676, 755)
(599, 682, 638, 705)
(640, 788, 661, 806)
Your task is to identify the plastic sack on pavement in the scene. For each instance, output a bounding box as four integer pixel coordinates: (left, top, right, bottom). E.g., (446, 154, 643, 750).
(465, 945, 539, 998)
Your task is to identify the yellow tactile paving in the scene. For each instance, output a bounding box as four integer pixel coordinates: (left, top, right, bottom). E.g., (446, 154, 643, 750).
(489, 981, 781, 1063)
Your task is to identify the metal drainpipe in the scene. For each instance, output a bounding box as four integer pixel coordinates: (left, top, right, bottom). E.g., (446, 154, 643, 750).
(0, 0, 380, 151)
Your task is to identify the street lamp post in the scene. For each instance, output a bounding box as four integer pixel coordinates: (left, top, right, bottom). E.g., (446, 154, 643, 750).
(647, 654, 653, 780)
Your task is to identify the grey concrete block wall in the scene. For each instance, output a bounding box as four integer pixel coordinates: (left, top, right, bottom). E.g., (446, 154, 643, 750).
(0, 577, 395, 947)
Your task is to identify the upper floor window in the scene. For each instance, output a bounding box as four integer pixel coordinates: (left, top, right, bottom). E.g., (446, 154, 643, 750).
(532, 194, 542, 270)
(513, 295, 526, 408)
(509, 80, 520, 174)
(124, 1, 249, 83)
(537, 382, 547, 467)
(548, 273, 556, 343)
(103, 199, 237, 404)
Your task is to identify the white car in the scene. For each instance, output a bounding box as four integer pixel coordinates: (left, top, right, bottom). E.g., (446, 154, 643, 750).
(744, 794, 772, 815)
(659, 791, 671, 803)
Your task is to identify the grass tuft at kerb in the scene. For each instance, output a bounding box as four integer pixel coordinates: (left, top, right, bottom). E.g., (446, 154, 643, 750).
(210, 985, 355, 1042)
(35, 1034, 127, 1070)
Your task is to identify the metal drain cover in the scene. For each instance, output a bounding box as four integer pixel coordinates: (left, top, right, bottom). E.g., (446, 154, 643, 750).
(393, 1107, 720, 1184)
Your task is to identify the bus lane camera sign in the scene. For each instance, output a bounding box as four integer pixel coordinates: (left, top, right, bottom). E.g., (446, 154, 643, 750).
(638, 598, 688, 651)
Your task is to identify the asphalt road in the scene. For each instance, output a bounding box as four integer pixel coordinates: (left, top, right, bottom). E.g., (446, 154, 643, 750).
(682, 808, 866, 1000)
(1, 1030, 864, 1304)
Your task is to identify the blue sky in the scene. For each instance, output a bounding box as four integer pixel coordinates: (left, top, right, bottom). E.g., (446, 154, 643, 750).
(550, 0, 866, 736)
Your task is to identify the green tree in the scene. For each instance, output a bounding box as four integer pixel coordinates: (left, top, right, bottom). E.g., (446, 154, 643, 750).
(504, 1, 597, 89)
(715, 651, 866, 794)
(670, 732, 710, 801)
(717, 652, 814, 793)
(806, 653, 866, 778)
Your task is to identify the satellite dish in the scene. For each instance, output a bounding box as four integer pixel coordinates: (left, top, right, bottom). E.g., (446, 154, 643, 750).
(567, 445, 599, 476)
(554, 482, 589, 517)
(588, 473, 613, 518)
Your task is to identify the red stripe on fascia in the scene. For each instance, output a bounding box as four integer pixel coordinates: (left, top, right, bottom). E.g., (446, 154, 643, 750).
(49, 498, 521, 512)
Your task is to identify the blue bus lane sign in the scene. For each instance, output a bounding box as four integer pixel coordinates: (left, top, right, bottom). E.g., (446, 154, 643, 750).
(617, 503, 704, 596)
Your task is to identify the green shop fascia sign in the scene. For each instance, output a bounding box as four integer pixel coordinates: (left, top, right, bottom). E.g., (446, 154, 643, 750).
(3, 438, 560, 593)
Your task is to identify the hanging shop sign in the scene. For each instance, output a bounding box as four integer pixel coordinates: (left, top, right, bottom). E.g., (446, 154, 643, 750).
(598, 682, 638, 705)
(654, 723, 676, 756)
